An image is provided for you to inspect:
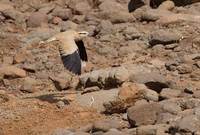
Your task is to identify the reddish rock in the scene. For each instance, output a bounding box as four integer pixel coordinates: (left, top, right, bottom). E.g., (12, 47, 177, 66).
(0, 2, 14, 12)
(158, 0, 175, 10)
(2, 56, 13, 65)
(0, 66, 26, 79)
(118, 82, 143, 100)
(52, 16, 62, 25)
(74, 2, 91, 15)
(27, 12, 48, 27)
(127, 103, 163, 127)
(21, 77, 38, 93)
(14, 52, 26, 64)
(93, 119, 125, 132)
(52, 8, 72, 20)
(49, 73, 72, 90)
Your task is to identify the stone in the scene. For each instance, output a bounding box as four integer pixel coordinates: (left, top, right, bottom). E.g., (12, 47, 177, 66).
(74, 2, 91, 15)
(182, 98, 200, 110)
(21, 77, 38, 93)
(149, 58, 165, 68)
(149, 29, 182, 46)
(2, 56, 13, 65)
(177, 115, 200, 133)
(134, 99, 148, 106)
(165, 43, 178, 50)
(158, 0, 175, 10)
(60, 21, 78, 32)
(81, 86, 100, 94)
(140, 9, 163, 21)
(103, 129, 128, 135)
(194, 107, 200, 117)
(177, 64, 193, 74)
(0, 2, 14, 12)
(165, 60, 180, 71)
(27, 12, 48, 27)
(157, 112, 177, 124)
(92, 131, 104, 135)
(157, 13, 200, 26)
(79, 66, 129, 89)
(0, 92, 9, 104)
(99, 1, 134, 23)
(127, 103, 163, 127)
(99, 1, 126, 13)
(0, 12, 5, 21)
(129, 72, 168, 93)
(39, 4, 55, 14)
(123, 27, 141, 40)
(107, 11, 135, 23)
(123, 128, 137, 135)
(77, 123, 93, 132)
(13, 52, 26, 63)
(72, 15, 85, 24)
(94, 119, 125, 132)
(118, 82, 142, 100)
(137, 125, 157, 135)
(162, 102, 182, 115)
(51, 128, 74, 135)
(24, 27, 58, 42)
(2, 9, 25, 26)
(151, 44, 166, 57)
(160, 88, 182, 99)
(74, 132, 90, 135)
(22, 64, 36, 73)
(52, 16, 62, 25)
(190, 70, 200, 81)
(0, 66, 26, 79)
(193, 91, 200, 98)
(76, 89, 119, 112)
(143, 88, 159, 102)
(52, 8, 72, 20)
(56, 101, 66, 109)
(96, 46, 118, 57)
(195, 61, 200, 68)
(118, 46, 135, 57)
(49, 73, 72, 91)
(99, 20, 114, 34)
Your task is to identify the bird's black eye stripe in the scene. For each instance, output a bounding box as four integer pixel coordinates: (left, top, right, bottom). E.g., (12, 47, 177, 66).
(78, 32, 88, 35)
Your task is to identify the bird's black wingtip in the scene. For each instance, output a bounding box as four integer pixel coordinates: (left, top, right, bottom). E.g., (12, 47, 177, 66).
(61, 51, 81, 75)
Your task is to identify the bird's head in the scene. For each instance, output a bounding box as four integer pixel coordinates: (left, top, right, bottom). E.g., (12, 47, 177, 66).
(39, 30, 89, 44)
(74, 31, 89, 40)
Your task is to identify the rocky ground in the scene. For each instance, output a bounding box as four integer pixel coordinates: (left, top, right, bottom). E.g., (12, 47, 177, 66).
(0, 0, 200, 134)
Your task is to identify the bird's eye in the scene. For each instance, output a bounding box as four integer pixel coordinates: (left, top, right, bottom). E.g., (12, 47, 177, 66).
(78, 31, 89, 36)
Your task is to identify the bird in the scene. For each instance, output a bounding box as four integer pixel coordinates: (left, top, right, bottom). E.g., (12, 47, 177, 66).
(40, 30, 89, 75)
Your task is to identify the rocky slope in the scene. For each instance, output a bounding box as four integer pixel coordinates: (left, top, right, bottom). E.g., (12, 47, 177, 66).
(0, 0, 200, 135)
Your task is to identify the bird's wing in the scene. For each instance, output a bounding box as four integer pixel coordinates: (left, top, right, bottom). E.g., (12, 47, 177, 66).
(61, 50, 81, 75)
(75, 40, 88, 62)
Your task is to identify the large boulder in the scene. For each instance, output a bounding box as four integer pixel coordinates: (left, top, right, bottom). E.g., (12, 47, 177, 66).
(127, 103, 163, 127)
(149, 29, 182, 46)
(0, 65, 26, 79)
(99, 1, 134, 23)
(27, 12, 48, 27)
(78, 66, 129, 89)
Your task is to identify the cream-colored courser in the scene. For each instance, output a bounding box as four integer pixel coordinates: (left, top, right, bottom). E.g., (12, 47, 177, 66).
(40, 30, 89, 75)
